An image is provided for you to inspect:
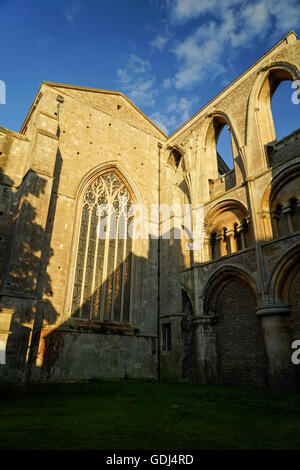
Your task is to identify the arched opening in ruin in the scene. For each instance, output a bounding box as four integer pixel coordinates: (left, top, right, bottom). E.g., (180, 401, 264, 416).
(206, 116, 236, 178)
(216, 123, 235, 176)
(271, 247, 300, 387)
(205, 200, 252, 261)
(257, 67, 300, 148)
(205, 114, 244, 195)
(269, 165, 300, 239)
(203, 266, 268, 388)
(271, 80, 300, 141)
(167, 147, 182, 169)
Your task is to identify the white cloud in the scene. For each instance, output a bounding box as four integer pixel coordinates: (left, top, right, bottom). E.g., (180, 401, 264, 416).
(162, 0, 300, 89)
(123, 0, 300, 134)
(150, 111, 170, 134)
(167, 95, 197, 121)
(169, 0, 240, 22)
(117, 54, 158, 107)
(151, 94, 198, 134)
(150, 34, 170, 51)
(65, 0, 82, 24)
(162, 78, 173, 89)
(172, 12, 236, 89)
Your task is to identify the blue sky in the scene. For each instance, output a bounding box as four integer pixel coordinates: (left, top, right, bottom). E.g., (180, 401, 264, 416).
(0, 0, 300, 146)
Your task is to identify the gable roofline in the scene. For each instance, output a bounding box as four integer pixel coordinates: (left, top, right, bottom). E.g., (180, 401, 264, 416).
(20, 82, 43, 134)
(20, 81, 167, 139)
(19, 31, 298, 140)
(167, 30, 298, 142)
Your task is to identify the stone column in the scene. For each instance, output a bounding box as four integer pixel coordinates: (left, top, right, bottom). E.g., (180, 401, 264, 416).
(296, 200, 300, 231)
(256, 304, 299, 391)
(217, 232, 225, 257)
(203, 237, 211, 262)
(259, 210, 272, 241)
(236, 224, 245, 249)
(270, 210, 280, 238)
(227, 229, 235, 254)
(193, 316, 217, 384)
(282, 205, 294, 233)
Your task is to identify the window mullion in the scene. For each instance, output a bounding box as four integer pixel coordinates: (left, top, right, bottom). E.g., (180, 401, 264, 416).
(99, 211, 111, 320)
(79, 207, 92, 318)
(111, 215, 120, 321)
(90, 208, 101, 320)
(120, 216, 128, 322)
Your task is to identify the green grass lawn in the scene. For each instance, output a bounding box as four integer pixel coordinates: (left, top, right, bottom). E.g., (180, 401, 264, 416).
(0, 380, 300, 450)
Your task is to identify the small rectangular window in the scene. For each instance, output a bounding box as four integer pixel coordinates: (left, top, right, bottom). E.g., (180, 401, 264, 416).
(162, 323, 172, 352)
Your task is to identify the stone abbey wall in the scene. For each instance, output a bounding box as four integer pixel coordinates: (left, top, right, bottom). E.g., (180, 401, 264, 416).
(0, 31, 300, 390)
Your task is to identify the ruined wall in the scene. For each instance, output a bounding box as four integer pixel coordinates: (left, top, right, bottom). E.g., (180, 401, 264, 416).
(0, 32, 300, 389)
(161, 31, 300, 390)
(0, 82, 166, 383)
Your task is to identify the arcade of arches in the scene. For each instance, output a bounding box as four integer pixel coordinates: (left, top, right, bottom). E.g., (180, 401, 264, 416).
(0, 32, 300, 391)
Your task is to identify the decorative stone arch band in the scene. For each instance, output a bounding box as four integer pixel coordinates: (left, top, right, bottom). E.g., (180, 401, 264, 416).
(205, 198, 250, 230)
(204, 198, 251, 259)
(260, 162, 300, 240)
(268, 242, 300, 306)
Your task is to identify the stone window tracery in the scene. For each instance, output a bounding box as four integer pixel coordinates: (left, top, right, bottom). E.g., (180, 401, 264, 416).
(71, 171, 134, 322)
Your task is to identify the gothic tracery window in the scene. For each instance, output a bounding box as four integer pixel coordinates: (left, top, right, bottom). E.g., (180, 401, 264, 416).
(71, 171, 134, 322)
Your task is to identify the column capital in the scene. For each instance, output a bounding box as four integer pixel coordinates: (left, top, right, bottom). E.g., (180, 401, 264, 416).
(281, 205, 293, 214)
(192, 315, 217, 325)
(256, 303, 291, 317)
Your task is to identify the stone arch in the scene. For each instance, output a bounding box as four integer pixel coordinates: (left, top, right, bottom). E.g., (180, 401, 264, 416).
(203, 110, 246, 183)
(166, 144, 183, 170)
(63, 162, 143, 323)
(76, 161, 144, 206)
(246, 61, 300, 171)
(270, 243, 300, 304)
(169, 151, 192, 268)
(181, 283, 195, 315)
(203, 265, 268, 388)
(270, 243, 300, 344)
(203, 264, 259, 314)
(260, 163, 300, 239)
(204, 199, 252, 260)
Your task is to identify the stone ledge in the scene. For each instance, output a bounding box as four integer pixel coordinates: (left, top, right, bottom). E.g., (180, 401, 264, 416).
(56, 319, 140, 336)
(256, 304, 291, 316)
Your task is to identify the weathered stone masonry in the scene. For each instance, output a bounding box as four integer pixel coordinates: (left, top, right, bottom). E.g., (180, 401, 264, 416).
(0, 31, 300, 390)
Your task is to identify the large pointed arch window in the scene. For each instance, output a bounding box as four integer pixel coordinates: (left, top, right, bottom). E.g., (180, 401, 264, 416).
(71, 170, 134, 322)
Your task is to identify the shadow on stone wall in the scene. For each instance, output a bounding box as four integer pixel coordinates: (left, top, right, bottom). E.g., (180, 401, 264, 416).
(35, 233, 196, 383)
(0, 154, 196, 384)
(0, 150, 62, 383)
